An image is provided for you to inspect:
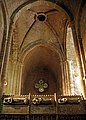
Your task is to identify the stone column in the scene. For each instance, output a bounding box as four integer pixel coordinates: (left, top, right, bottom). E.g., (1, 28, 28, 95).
(15, 61, 23, 95)
(61, 60, 71, 96)
(61, 61, 65, 95)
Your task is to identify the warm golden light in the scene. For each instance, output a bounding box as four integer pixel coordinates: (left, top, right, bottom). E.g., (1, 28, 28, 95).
(66, 25, 84, 96)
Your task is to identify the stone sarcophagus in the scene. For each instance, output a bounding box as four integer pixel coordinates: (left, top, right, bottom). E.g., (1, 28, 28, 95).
(1, 93, 86, 115)
(3, 95, 29, 105)
(1, 95, 30, 114)
(30, 94, 57, 114)
(1, 93, 56, 114)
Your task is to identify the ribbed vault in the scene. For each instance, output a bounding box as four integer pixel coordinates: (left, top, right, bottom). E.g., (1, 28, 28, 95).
(3, 0, 70, 95)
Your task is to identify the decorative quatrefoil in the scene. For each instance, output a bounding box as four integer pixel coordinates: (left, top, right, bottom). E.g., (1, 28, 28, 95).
(35, 80, 48, 92)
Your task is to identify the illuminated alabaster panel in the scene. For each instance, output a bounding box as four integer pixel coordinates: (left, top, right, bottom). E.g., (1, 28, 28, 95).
(66, 25, 84, 96)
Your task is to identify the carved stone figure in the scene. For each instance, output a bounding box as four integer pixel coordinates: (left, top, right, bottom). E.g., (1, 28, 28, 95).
(32, 97, 54, 105)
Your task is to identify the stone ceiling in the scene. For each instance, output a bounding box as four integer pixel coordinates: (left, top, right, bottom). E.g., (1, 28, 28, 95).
(10, 0, 69, 80)
(12, 1, 68, 54)
(1, 0, 86, 65)
(0, 0, 86, 95)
